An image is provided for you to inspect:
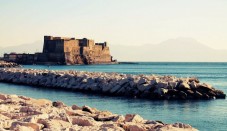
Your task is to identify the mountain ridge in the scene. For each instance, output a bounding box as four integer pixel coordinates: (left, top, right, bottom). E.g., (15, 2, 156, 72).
(0, 41, 42, 56)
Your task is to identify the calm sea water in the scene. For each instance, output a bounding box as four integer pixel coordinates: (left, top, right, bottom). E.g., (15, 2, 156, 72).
(0, 62, 227, 130)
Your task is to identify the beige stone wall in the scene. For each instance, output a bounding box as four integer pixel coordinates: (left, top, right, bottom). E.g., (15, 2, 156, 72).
(64, 40, 80, 55)
(40, 36, 113, 64)
(85, 45, 111, 63)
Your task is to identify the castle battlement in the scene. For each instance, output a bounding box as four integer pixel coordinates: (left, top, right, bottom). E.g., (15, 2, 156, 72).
(44, 36, 75, 40)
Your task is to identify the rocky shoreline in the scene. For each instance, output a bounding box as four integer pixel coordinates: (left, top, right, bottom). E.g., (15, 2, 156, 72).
(0, 93, 197, 131)
(0, 61, 21, 68)
(0, 68, 225, 100)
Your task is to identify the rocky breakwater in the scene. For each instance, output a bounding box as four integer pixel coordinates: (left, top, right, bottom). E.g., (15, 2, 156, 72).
(0, 68, 226, 100)
(0, 93, 197, 131)
(0, 61, 21, 68)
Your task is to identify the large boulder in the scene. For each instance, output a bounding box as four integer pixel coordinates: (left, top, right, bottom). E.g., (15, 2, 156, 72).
(119, 78, 129, 86)
(122, 123, 147, 131)
(160, 124, 198, 131)
(168, 81, 177, 88)
(0, 94, 7, 100)
(137, 84, 152, 92)
(179, 91, 187, 99)
(12, 125, 35, 131)
(125, 114, 144, 123)
(10, 122, 43, 131)
(71, 116, 97, 126)
(186, 90, 195, 99)
(52, 101, 66, 108)
(19, 106, 36, 113)
(150, 79, 157, 86)
(214, 90, 226, 99)
(188, 77, 200, 83)
(24, 114, 49, 123)
(172, 122, 193, 128)
(194, 91, 203, 99)
(72, 105, 82, 110)
(178, 82, 191, 90)
(109, 85, 122, 94)
(156, 82, 168, 88)
(100, 123, 125, 131)
(112, 115, 125, 123)
(82, 105, 97, 114)
(37, 119, 71, 130)
(189, 81, 197, 89)
(138, 78, 147, 85)
(94, 111, 117, 121)
(154, 88, 168, 96)
(197, 83, 214, 92)
(29, 99, 52, 107)
(0, 119, 14, 129)
(101, 84, 112, 93)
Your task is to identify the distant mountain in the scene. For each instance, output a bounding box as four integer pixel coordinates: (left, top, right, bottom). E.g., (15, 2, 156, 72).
(109, 38, 227, 62)
(0, 41, 42, 56)
(1, 38, 226, 62)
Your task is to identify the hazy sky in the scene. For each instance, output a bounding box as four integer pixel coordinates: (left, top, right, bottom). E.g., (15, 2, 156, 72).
(0, 0, 227, 49)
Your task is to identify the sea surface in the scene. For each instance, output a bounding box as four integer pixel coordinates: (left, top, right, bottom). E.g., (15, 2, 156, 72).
(0, 62, 227, 130)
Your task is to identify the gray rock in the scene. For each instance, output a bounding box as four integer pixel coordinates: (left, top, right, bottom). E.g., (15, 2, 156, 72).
(168, 82, 177, 89)
(150, 79, 157, 85)
(116, 86, 126, 95)
(188, 77, 200, 83)
(156, 82, 168, 88)
(190, 81, 197, 89)
(119, 78, 129, 86)
(186, 90, 194, 95)
(102, 84, 112, 93)
(90, 83, 99, 91)
(140, 90, 151, 98)
(194, 91, 203, 98)
(110, 85, 122, 94)
(129, 81, 136, 88)
(138, 78, 146, 85)
(197, 83, 214, 91)
(179, 91, 187, 99)
(154, 88, 168, 96)
(137, 84, 152, 92)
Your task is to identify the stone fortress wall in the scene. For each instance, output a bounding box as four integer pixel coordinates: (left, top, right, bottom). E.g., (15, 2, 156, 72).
(3, 36, 116, 65)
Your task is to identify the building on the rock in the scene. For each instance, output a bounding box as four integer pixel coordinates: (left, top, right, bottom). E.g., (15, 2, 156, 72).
(3, 36, 116, 65)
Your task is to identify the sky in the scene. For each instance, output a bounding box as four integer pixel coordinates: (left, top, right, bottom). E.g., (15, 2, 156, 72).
(0, 0, 227, 49)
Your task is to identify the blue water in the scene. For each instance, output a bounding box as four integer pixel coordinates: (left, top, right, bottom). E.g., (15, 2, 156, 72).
(0, 62, 227, 131)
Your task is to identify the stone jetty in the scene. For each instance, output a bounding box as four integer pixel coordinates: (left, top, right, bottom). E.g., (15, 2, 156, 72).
(0, 93, 197, 131)
(0, 68, 225, 100)
(0, 61, 21, 68)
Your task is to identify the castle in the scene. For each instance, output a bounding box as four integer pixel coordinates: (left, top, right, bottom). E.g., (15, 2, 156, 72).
(3, 36, 116, 65)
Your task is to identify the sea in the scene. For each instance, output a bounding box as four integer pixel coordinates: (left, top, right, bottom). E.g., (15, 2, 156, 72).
(0, 62, 226, 131)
